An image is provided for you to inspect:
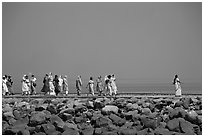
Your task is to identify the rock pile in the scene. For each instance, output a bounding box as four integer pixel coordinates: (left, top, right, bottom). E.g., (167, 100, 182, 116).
(2, 96, 202, 135)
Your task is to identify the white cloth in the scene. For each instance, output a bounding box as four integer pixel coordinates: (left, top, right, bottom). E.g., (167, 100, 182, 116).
(2, 79, 8, 95)
(88, 80, 94, 95)
(175, 78, 182, 96)
(58, 77, 63, 86)
(22, 79, 30, 92)
(111, 77, 117, 94)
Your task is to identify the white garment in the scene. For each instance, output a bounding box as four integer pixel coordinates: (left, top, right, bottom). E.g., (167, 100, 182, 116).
(58, 77, 63, 86)
(2, 79, 8, 95)
(22, 79, 30, 92)
(111, 77, 117, 94)
(175, 78, 182, 96)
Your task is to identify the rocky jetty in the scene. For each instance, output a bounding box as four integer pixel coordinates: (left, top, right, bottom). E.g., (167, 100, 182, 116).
(2, 96, 202, 135)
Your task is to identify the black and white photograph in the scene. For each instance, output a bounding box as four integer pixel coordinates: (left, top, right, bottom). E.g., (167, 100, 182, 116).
(2, 1, 202, 135)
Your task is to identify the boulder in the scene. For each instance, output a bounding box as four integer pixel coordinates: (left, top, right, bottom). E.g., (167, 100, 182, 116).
(13, 110, 21, 119)
(3, 104, 13, 113)
(123, 110, 138, 120)
(47, 104, 58, 114)
(59, 113, 73, 122)
(30, 111, 46, 125)
(94, 128, 102, 135)
(179, 118, 196, 135)
(81, 126, 94, 135)
(140, 115, 158, 130)
(41, 123, 56, 135)
(8, 118, 16, 126)
(94, 100, 105, 109)
(95, 116, 112, 127)
(141, 108, 151, 115)
(50, 115, 65, 129)
(3, 111, 14, 118)
(35, 104, 48, 111)
(182, 98, 192, 109)
(63, 122, 78, 131)
(118, 127, 136, 135)
(137, 128, 149, 135)
(154, 127, 174, 135)
(109, 113, 126, 126)
(185, 110, 198, 124)
(166, 118, 180, 132)
(174, 101, 183, 108)
(86, 101, 94, 108)
(62, 128, 79, 135)
(129, 97, 138, 103)
(101, 105, 118, 114)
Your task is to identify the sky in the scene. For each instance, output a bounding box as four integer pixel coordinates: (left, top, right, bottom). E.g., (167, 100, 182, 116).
(2, 2, 202, 89)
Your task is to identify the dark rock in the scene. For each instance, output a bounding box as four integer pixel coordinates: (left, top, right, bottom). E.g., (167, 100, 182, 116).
(129, 96, 138, 103)
(41, 123, 56, 135)
(13, 110, 21, 119)
(27, 126, 35, 135)
(34, 132, 46, 135)
(94, 100, 105, 109)
(126, 103, 139, 111)
(140, 115, 158, 130)
(8, 118, 16, 126)
(154, 127, 174, 135)
(63, 122, 78, 131)
(74, 116, 87, 123)
(123, 110, 138, 120)
(30, 111, 46, 125)
(166, 118, 180, 132)
(62, 128, 79, 135)
(94, 128, 102, 135)
(81, 126, 94, 135)
(35, 104, 48, 111)
(137, 128, 148, 135)
(59, 113, 73, 122)
(109, 113, 126, 126)
(95, 116, 112, 127)
(185, 110, 198, 124)
(119, 127, 137, 135)
(182, 98, 192, 109)
(47, 104, 58, 114)
(17, 129, 30, 135)
(179, 118, 197, 135)
(50, 115, 65, 129)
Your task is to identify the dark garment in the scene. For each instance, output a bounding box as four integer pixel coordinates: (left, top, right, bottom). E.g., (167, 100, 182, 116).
(6, 80, 14, 95)
(41, 77, 49, 93)
(53, 78, 60, 95)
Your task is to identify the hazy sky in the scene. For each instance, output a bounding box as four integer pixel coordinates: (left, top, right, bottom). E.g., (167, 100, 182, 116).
(2, 2, 202, 87)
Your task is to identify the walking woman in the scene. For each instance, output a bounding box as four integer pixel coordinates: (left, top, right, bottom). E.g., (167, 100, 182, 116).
(96, 76, 103, 96)
(48, 72, 55, 96)
(6, 76, 14, 95)
(63, 75, 69, 95)
(173, 75, 182, 97)
(86, 77, 95, 96)
(2, 76, 9, 95)
(30, 74, 37, 95)
(76, 75, 82, 96)
(22, 75, 30, 95)
(41, 74, 49, 95)
(110, 74, 118, 96)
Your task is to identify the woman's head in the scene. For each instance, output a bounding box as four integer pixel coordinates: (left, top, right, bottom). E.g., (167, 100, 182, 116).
(90, 77, 93, 80)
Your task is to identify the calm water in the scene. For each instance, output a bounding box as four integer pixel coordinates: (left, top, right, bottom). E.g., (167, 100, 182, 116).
(13, 82, 202, 95)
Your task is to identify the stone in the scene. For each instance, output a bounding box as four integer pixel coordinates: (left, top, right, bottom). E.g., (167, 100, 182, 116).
(185, 110, 198, 123)
(154, 127, 174, 135)
(3, 104, 13, 113)
(35, 104, 48, 111)
(42, 110, 52, 119)
(101, 105, 119, 114)
(8, 118, 16, 126)
(140, 115, 158, 130)
(63, 122, 78, 131)
(59, 113, 73, 121)
(4, 111, 14, 118)
(34, 132, 46, 135)
(137, 128, 148, 135)
(182, 98, 192, 109)
(129, 96, 138, 103)
(47, 104, 58, 114)
(94, 128, 102, 135)
(62, 128, 79, 135)
(95, 116, 112, 127)
(124, 110, 138, 120)
(86, 101, 94, 108)
(50, 115, 65, 129)
(166, 118, 180, 132)
(59, 108, 75, 115)
(179, 118, 196, 135)
(174, 101, 183, 108)
(30, 111, 46, 125)
(109, 113, 126, 126)
(141, 108, 151, 115)
(119, 127, 137, 135)
(94, 100, 105, 109)
(41, 123, 56, 135)
(81, 126, 94, 135)
(13, 110, 21, 119)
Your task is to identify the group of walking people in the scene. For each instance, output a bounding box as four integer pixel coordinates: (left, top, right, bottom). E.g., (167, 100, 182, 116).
(21, 74, 37, 95)
(41, 72, 69, 96)
(2, 73, 182, 97)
